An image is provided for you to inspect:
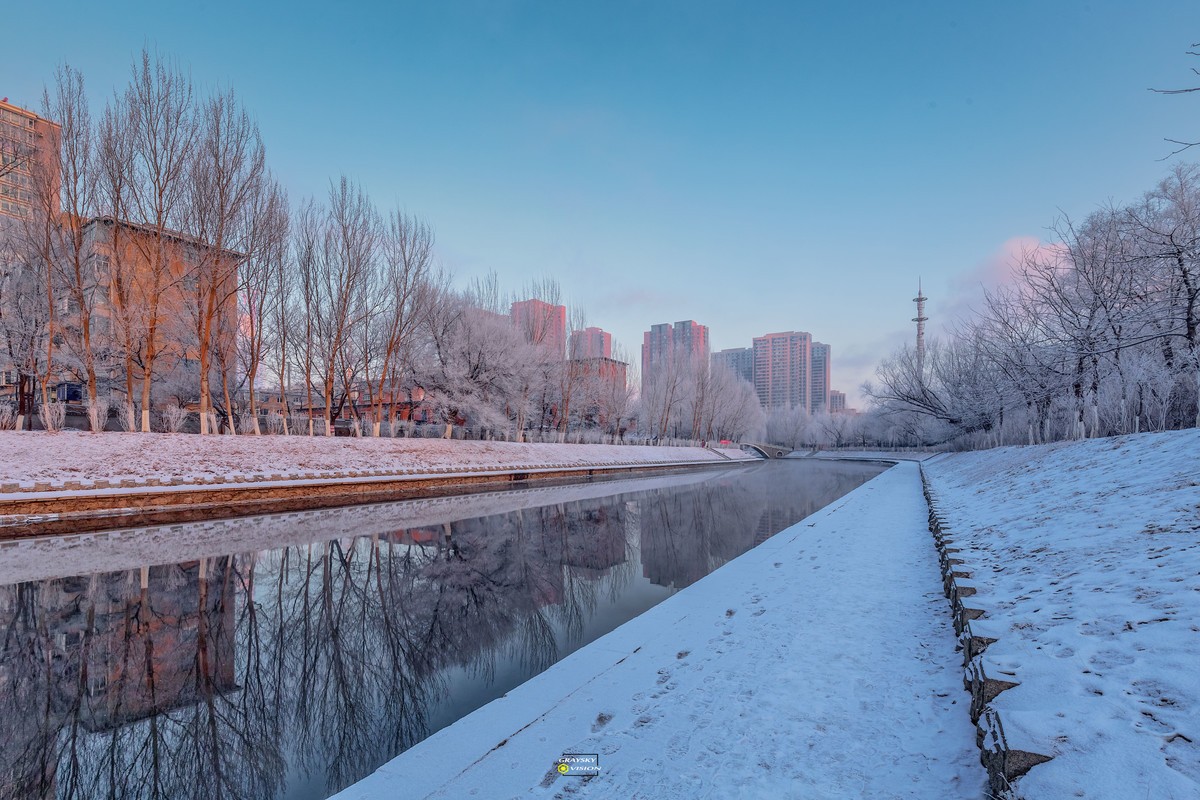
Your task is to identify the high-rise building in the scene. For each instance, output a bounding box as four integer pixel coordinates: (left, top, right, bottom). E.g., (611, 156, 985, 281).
(569, 326, 612, 360)
(810, 342, 831, 413)
(511, 298, 566, 358)
(752, 331, 812, 410)
(830, 390, 847, 414)
(711, 347, 753, 385)
(642, 323, 673, 380)
(1, 99, 60, 415)
(641, 320, 709, 383)
(0, 97, 59, 220)
(672, 320, 708, 364)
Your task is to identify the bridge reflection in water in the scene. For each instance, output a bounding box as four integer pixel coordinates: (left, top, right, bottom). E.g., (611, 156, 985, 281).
(0, 459, 886, 800)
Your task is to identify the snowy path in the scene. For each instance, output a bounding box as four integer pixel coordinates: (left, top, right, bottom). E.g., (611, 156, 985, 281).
(332, 461, 986, 800)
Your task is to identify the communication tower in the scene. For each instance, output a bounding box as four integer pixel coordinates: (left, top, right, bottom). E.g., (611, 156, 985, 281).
(912, 279, 928, 373)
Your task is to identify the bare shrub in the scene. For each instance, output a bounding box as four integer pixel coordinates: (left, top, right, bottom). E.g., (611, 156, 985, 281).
(289, 414, 310, 435)
(38, 402, 67, 432)
(161, 405, 191, 433)
(265, 413, 285, 434)
(86, 397, 111, 432)
(117, 403, 138, 432)
(0, 405, 15, 431)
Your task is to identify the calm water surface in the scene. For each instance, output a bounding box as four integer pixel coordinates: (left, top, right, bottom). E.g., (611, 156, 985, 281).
(0, 459, 887, 800)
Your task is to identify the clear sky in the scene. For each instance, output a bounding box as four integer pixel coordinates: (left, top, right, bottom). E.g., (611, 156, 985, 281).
(4, 1, 1199, 404)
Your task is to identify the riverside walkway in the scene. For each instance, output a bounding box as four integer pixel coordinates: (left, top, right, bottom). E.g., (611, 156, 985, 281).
(332, 461, 986, 799)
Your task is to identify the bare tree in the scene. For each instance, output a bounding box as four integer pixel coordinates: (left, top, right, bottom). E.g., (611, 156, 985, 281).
(122, 49, 197, 432)
(97, 84, 142, 421)
(0, 228, 51, 428)
(367, 210, 434, 436)
(1151, 41, 1200, 157)
(1127, 164, 1200, 427)
(238, 178, 289, 433)
(303, 178, 378, 436)
(185, 88, 265, 434)
(41, 65, 108, 426)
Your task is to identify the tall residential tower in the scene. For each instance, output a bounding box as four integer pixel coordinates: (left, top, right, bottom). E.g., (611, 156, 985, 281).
(641, 320, 709, 383)
(752, 331, 812, 410)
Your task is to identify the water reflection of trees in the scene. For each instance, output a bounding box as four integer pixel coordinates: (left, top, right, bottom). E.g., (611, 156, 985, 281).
(0, 462, 881, 800)
(0, 493, 638, 800)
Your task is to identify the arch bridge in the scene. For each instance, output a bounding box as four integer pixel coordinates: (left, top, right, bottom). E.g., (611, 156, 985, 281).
(739, 442, 792, 459)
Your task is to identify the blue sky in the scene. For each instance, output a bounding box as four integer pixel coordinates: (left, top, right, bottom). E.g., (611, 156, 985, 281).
(4, 1, 1199, 403)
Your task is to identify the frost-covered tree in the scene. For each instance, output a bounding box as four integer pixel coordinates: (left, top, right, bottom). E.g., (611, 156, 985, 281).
(868, 164, 1200, 447)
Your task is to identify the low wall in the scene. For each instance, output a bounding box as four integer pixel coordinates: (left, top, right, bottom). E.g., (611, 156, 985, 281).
(0, 458, 743, 538)
(919, 464, 1053, 798)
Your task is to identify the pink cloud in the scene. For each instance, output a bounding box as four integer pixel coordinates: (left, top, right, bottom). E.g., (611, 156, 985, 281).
(933, 236, 1056, 333)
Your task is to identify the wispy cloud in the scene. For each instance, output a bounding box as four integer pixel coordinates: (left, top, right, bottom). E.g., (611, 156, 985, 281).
(933, 236, 1046, 334)
(836, 328, 912, 408)
(595, 288, 674, 311)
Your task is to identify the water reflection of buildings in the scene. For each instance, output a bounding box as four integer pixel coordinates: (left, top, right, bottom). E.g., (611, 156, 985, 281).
(638, 464, 878, 590)
(0, 559, 236, 799)
(73, 561, 236, 731)
(0, 462, 885, 800)
(562, 502, 627, 580)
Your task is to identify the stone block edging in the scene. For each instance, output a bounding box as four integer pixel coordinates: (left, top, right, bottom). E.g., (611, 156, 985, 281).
(919, 465, 1053, 799)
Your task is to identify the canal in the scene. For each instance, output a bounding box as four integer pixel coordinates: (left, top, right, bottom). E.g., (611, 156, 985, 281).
(0, 458, 887, 799)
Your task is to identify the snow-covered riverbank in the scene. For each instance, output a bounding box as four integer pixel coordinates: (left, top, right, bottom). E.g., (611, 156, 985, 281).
(0, 430, 749, 491)
(332, 460, 987, 800)
(923, 429, 1200, 799)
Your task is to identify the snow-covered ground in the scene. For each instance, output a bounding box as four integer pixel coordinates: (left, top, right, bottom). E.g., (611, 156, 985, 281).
(924, 429, 1200, 799)
(332, 461, 986, 800)
(0, 430, 750, 490)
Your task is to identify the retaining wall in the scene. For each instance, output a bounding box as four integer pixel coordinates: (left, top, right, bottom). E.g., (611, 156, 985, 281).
(920, 464, 1053, 799)
(0, 458, 747, 538)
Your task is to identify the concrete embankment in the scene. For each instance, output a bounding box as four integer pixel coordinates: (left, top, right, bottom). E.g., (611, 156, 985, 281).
(0, 452, 749, 538)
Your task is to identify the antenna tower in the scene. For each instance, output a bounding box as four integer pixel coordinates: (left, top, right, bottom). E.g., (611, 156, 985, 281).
(912, 279, 928, 372)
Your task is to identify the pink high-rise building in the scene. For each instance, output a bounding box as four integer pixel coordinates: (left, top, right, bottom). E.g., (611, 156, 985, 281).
(569, 326, 612, 360)
(753, 331, 812, 410)
(0, 97, 60, 220)
(511, 298, 566, 358)
(641, 320, 709, 382)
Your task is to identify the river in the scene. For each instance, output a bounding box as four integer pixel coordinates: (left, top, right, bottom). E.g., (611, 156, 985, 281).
(0, 458, 887, 799)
